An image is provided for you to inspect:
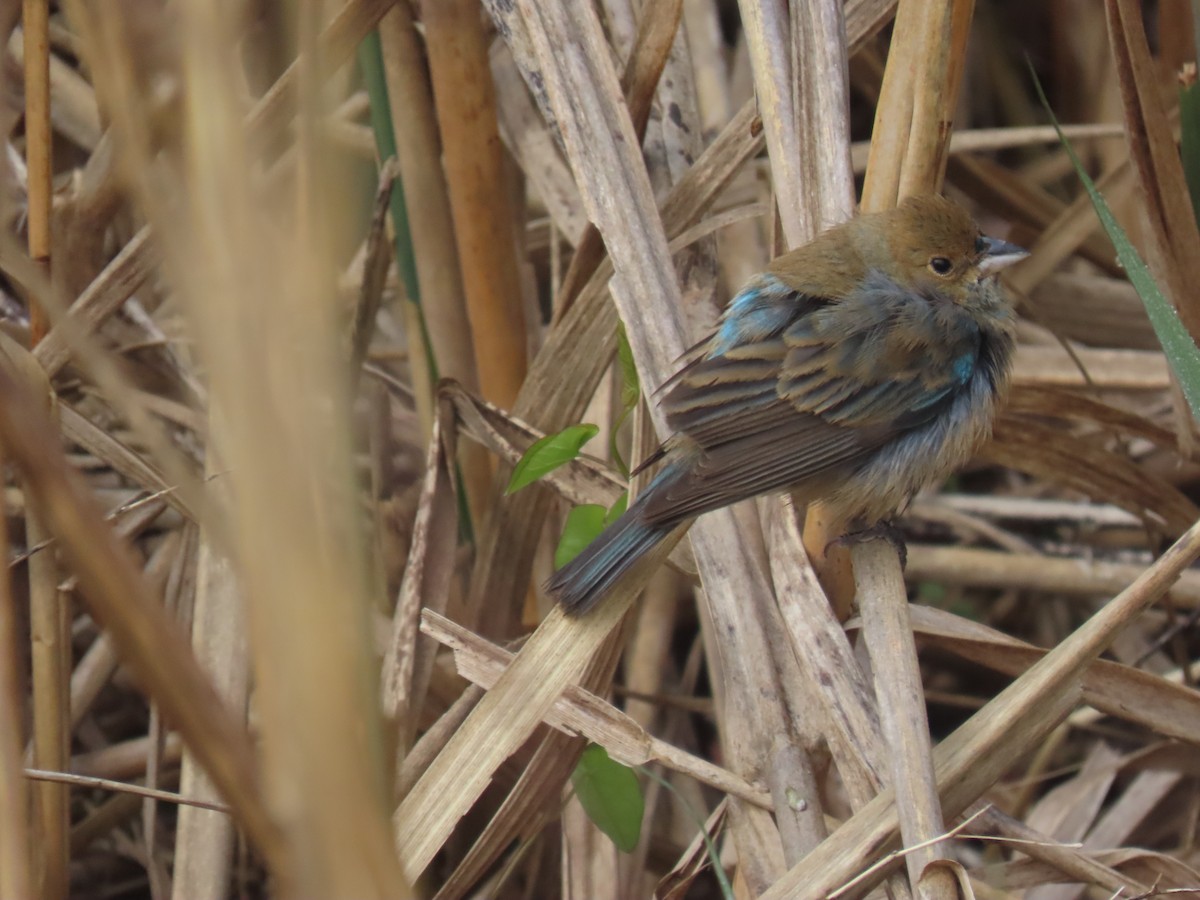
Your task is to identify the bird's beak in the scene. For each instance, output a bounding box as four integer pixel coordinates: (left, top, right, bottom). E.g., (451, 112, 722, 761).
(978, 235, 1029, 275)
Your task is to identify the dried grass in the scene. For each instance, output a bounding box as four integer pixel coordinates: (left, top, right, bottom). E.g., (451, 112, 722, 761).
(3, 1, 1200, 898)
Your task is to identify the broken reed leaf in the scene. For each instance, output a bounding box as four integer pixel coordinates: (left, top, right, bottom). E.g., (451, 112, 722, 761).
(505, 423, 600, 494)
(1032, 63, 1200, 420)
(554, 504, 607, 569)
(571, 744, 644, 853)
(1181, 78, 1200, 231)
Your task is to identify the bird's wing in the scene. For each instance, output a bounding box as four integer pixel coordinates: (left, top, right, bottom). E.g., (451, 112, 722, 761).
(642, 272, 980, 523)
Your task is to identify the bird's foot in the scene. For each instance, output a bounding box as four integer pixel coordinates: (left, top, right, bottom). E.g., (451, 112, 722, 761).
(825, 520, 908, 569)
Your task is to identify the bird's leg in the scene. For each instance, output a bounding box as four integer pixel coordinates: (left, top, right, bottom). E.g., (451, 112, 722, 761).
(825, 519, 908, 569)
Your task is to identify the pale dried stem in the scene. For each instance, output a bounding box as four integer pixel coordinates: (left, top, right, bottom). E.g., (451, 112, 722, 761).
(0, 443, 31, 900)
(26, 403, 68, 900)
(766, 515, 1200, 897)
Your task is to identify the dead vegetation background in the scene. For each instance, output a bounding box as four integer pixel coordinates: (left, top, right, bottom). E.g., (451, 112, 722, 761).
(3, 0, 1200, 897)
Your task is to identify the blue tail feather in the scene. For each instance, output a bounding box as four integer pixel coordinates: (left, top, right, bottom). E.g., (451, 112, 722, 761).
(547, 467, 682, 615)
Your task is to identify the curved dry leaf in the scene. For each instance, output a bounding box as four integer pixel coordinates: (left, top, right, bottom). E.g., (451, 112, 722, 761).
(985, 415, 1198, 535)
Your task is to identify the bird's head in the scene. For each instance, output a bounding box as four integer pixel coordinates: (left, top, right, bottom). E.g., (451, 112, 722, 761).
(877, 195, 1028, 303)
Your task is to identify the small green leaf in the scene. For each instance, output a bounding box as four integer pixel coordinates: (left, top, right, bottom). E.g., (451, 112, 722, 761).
(1031, 62, 1200, 421)
(604, 493, 628, 526)
(554, 504, 607, 569)
(571, 744, 644, 853)
(506, 424, 600, 494)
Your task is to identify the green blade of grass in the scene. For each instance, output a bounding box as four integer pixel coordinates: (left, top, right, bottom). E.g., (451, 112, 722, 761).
(1032, 62, 1200, 420)
(1179, 78, 1200, 229)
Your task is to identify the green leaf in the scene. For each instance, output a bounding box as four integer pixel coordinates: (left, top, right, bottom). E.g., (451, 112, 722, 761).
(616, 322, 641, 411)
(1031, 63, 1200, 421)
(571, 744, 644, 853)
(1181, 80, 1200, 229)
(506, 424, 600, 494)
(604, 493, 628, 526)
(554, 504, 607, 569)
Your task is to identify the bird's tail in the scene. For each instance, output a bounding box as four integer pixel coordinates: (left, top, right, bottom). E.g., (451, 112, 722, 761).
(547, 467, 683, 615)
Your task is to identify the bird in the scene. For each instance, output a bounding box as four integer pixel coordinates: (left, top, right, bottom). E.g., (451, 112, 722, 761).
(548, 194, 1028, 615)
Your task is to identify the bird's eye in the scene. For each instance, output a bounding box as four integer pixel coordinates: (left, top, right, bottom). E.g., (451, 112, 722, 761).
(929, 257, 953, 276)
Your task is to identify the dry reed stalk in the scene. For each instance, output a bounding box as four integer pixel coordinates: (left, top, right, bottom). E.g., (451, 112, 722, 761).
(974, 805, 1152, 896)
(984, 417, 1197, 534)
(420, 609, 769, 805)
(24, 374, 68, 900)
(21, 7, 67, 894)
(382, 403, 459, 751)
(816, 0, 978, 892)
(493, 1, 800, 889)
(22, 0, 49, 341)
(66, 1, 409, 893)
(437, 613, 634, 896)
(0, 443, 30, 900)
(71, 734, 183, 782)
(247, 0, 395, 146)
(395, 589, 648, 879)
(377, 1, 493, 520)
(459, 54, 761, 640)
(767, 515, 1200, 896)
(0, 333, 285, 868)
(393, 0, 715, 873)
(169, 2, 407, 893)
(170, 525, 249, 900)
(32, 228, 161, 379)
(739, 0, 886, 883)
(1012, 344, 1169, 389)
(907, 607, 1200, 746)
(27, 514, 67, 900)
(424, 0, 527, 410)
(907, 545, 1200, 607)
(426, 1, 896, 888)
(552, 0, 684, 313)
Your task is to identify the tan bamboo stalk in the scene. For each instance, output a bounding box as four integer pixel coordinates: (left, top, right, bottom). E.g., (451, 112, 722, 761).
(21, 7, 65, 893)
(423, 0, 528, 409)
(377, 1, 492, 524)
(23, 0, 50, 342)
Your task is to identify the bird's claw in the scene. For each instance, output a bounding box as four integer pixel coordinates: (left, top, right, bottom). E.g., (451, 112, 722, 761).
(825, 521, 908, 569)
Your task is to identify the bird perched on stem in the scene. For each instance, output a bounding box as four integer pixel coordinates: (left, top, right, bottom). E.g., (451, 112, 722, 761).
(549, 195, 1027, 615)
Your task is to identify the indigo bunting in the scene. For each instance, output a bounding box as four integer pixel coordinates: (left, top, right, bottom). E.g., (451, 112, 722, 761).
(549, 195, 1027, 615)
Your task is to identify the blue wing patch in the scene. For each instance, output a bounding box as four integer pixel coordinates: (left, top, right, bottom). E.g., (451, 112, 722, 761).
(710, 274, 798, 356)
